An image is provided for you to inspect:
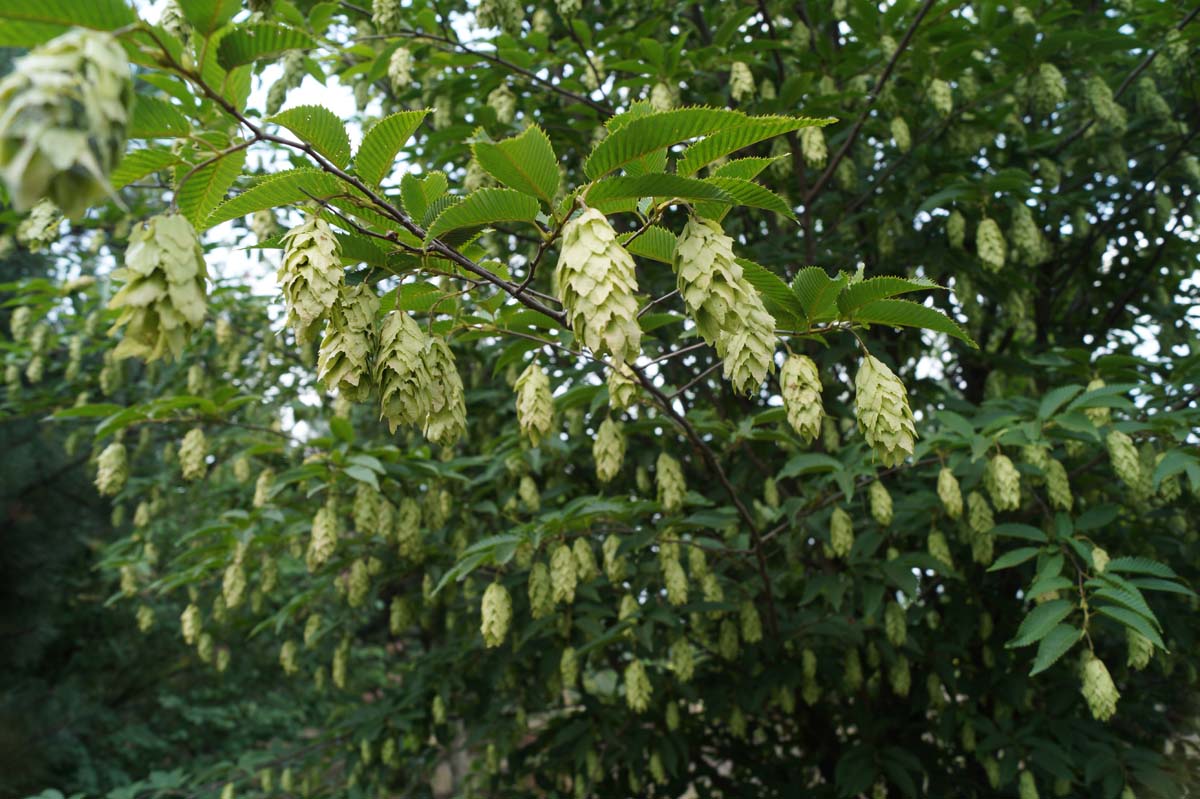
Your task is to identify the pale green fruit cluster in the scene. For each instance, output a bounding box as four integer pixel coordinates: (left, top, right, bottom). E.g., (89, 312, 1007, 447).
(1044, 458, 1073, 510)
(976, 217, 1006, 272)
(0, 30, 133, 218)
(855, 355, 917, 467)
(1080, 650, 1120, 721)
(371, 0, 401, 31)
(387, 47, 413, 93)
(266, 52, 304, 115)
(555, 207, 641, 364)
(656, 452, 686, 512)
(180, 427, 208, 481)
(1019, 770, 1040, 799)
(946, 210, 966, 250)
(780, 354, 823, 442)
(487, 84, 516, 124)
(890, 116, 911, 152)
(375, 311, 431, 433)
(625, 659, 652, 713)
(662, 555, 687, 606)
(606, 362, 638, 411)
(514, 362, 554, 445)
(800, 126, 827, 169)
(572, 538, 598, 581)
(15, 199, 61, 252)
(1032, 63, 1067, 114)
(1135, 77, 1171, 122)
(306, 503, 339, 571)
(476, 0, 523, 35)
(937, 467, 963, 519)
(527, 562, 553, 619)
(421, 337, 467, 446)
(740, 601, 763, 643)
(1009, 204, 1051, 265)
(884, 601, 906, 647)
(253, 468, 275, 508)
(395, 498, 422, 559)
(1106, 430, 1151, 500)
(889, 654, 911, 697)
(928, 78, 953, 117)
(593, 418, 625, 483)
(95, 441, 127, 496)
(673, 216, 775, 394)
(985, 453, 1021, 511)
(1083, 377, 1111, 426)
(729, 61, 755, 102)
(927, 530, 954, 569)
(480, 581, 512, 648)
(279, 639, 299, 675)
(649, 82, 676, 111)
(279, 215, 343, 345)
(222, 549, 247, 609)
(669, 638, 695, 682)
(1126, 628, 1153, 670)
(108, 214, 208, 362)
(869, 480, 893, 526)
(830, 506, 854, 558)
(603, 535, 627, 583)
(1084, 76, 1128, 135)
(967, 490, 994, 536)
(317, 285, 379, 402)
(549, 542, 577, 604)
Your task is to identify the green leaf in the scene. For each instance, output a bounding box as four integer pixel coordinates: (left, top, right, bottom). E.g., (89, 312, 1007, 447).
(837, 276, 941, 315)
(111, 149, 179, 190)
(1151, 450, 1199, 491)
(1129, 577, 1195, 597)
(1006, 599, 1074, 648)
(1103, 557, 1178, 579)
(205, 168, 347, 228)
(851, 298, 977, 347)
(1037, 385, 1084, 420)
(791, 266, 846, 324)
(268, 105, 352, 169)
(0, 0, 136, 34)
(51, 403, 125, 419)
(1090, 583, 1159, 628)
(778, 453, 842, 478)
(217, 23, 319, 69)
(711, 156, 786, 181)
(736, 258, 806, 329)
(129, 97, 192, 139)
(176, 146, 248, 229)
(343, 465, 379, 490)
(991, 523, 1048, 543)
(696, 177, 794, 221)
(401, 172, 448, 223)
(177, 0, 240, 34)
(425, 188, 540, 243)
(1028, 624, 1083, 675)
(586, 175, 733, 206)
(471, 125, 560, 207)
(1095, 606, 1165, 650)
(620, 226, 676, 264)
(675, 115, 833, 176)
(356, 111, 428, 187)
(584, 107, 746, 179)
(987, 546, 1041, 571)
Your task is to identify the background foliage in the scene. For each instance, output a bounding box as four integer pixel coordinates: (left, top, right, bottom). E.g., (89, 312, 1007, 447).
(1, 1, 1199, 798)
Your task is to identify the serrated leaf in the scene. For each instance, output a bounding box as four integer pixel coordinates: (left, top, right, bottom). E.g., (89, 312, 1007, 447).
(471, 125, 559, 207)
(1037, 384, 1084, 419)
(217, 23, 318, 69)
(268, 105, 351, 168)
(987, 546, 1041, 571)
(1151, 450, 1199, 491)
(0, 0, 136, 33)
(1094, 606, 1166, 650)
(425, 188, 539, 243)
(129, 96, 192, 139)
(111, 149, 179, 190)
(620, 226, 676, 264)
(205, 168, 347, 228)
(1129, 577, 1195, 597)
(1090, 584, 1159, 628)
(176, 146, 247, 229)
(736, 259, 806, 329)
(696, 177, 794, 221)
(343, 464, 379, 490)
(778, 453, 842, 478)
(791, 266, 846, 324)
(400, 172, 448, 223)
(1029, 624, 1082, 675)
(177, 0, 240, 34)
(676, 115, 833, 176)
(851, 298, 977, 347)
(991, 523, 1048, 542)
(711, 156, 786, 181)
(584, 107, 746, 179)
(586, 174, 733, 204)
(356, 111, 428, 187)
(1103, 557, 1178, 579)
(1007, 599, 1074, 648)
(837, 276, 941, 315)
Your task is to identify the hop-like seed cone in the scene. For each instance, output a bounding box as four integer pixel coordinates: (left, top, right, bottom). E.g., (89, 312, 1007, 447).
(375, 311, 432, 434)
(927, 530, 954, 569)
(95, 441, 127, 496)
(371, 0, 401, 30)
(422, 336, 467, 446)
(487, 84, 516, 124)
(830, 506, 854, 558)
(514, 362, 554, 445)
(279, 215, 343, 344)
(985, 453, 1021, 511)
(673, 217, 776, 394)
(1019, 770, 1040, 799)
(937, 467, 963, 519)
(572, 538, 598, 582)
(549, 542, 577, 605)
(387, 47, 413, 92)
(662, 554, 688, 606)
(108, 214, 208, 362)
(889, 655, 911, 697)
(890, 116, 911, 152)
(928, 78, 953, 117)
(528, 562, 553, 619)
(800, 126, 827, 169)
(317, 284, 378, 402)
(780, 353, 823, 442)
(843, 648, 863, 693)
(593, 417, 625, 483)
(719, 619, 740, 660)
(869, 480, 893, 527)
(607, 361, 638, 411)
(625, 659, 652, 713)
(306, 504, 338, 571)
(669, 638, 695, 683)
(603, 534, 627, 583)
(947, 210, 966, 250)
(1106, 430, 1151, 499)
(253, 468, 275, 508)
(1010, 204, 1050, 266)
(1080, 650, 1120, 721)
(855, 355, 917, 467)
(729, 61, 755, 102)
(975, 217, 1006, 272)
(559, 645, 578, 689)
(179, 427, 208, 481)
(884, 602, 906, 647)
(554, 208, 642, 364)
(967, 491, 994, 536)
(740, 600, 763, 644)
(0, 30, 133, 217)
(656, 452, 686, 512)
(1126, 628, 1153, 670)
(480, 581, 512, 647)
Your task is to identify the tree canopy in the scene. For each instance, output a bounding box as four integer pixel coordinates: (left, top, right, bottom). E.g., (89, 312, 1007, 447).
(1, 1, 1199, 798)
